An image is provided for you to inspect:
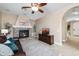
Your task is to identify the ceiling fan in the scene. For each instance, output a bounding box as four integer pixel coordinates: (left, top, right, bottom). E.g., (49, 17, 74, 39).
(22, 3, 47, 14)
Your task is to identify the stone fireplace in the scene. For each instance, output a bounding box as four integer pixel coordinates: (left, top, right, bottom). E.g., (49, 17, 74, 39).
(12, 15, 33, 39)
(19, 30, 29, 38)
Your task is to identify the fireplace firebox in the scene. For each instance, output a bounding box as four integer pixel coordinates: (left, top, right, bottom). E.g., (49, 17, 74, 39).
(19, 30, 29, 38)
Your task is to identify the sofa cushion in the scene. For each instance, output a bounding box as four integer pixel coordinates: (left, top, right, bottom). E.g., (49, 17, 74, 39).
(0, 36, 6, 43)
(4, 38, 18, 52)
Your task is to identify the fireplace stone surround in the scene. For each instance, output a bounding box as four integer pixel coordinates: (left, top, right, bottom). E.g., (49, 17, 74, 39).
(13, 28, 32, 39)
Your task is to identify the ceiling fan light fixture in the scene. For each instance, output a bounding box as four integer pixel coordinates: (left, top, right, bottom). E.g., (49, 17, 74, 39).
(32, 6, 38, 11)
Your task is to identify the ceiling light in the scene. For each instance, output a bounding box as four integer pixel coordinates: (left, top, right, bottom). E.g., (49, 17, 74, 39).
(32, 6, 38, 11)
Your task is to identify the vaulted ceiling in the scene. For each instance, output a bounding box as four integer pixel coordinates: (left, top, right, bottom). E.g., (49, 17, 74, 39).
(0, 3, 71, 20)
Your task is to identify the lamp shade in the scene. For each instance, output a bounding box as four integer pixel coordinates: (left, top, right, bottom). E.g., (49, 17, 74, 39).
(1, 29, 8, 34)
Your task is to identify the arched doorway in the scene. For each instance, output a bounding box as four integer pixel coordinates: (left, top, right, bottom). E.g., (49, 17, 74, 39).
(63, 6, 79, 49)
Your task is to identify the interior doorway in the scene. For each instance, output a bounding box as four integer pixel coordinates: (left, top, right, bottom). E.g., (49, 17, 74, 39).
(62, 6, 79, 49)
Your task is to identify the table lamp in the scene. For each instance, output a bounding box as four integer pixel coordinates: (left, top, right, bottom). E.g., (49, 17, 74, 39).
(1, 29, 8, 35)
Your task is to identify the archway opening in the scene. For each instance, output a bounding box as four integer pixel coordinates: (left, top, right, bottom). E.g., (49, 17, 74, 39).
(63, 6, 79, 49)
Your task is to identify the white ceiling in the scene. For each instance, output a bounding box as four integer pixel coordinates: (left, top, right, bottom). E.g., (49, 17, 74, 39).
(0, 3, 71, 20)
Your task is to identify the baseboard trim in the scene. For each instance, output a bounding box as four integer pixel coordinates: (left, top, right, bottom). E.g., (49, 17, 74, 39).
(54, 42, 62, 46)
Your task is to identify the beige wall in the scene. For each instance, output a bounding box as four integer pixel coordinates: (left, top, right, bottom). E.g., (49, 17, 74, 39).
(36, 4, 79, 46)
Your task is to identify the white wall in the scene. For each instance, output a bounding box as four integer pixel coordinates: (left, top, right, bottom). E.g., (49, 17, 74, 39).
(36, 4, 79, 46)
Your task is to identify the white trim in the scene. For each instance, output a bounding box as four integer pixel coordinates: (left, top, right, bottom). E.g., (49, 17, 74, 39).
(54, 42, 62, 46)
(62, 39, 67, 42)
(13, 25, 32, 28)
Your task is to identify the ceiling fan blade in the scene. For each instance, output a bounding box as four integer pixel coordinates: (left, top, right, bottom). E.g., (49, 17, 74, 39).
(39, 3, 47, 7)
(31, 3, 38, 6)
(22, 6, 31, 9)
(32, 11, 34, 14)
(38, 9, 44, 13)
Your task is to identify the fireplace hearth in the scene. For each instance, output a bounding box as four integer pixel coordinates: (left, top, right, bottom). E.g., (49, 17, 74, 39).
(19, 30, 29, 38)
